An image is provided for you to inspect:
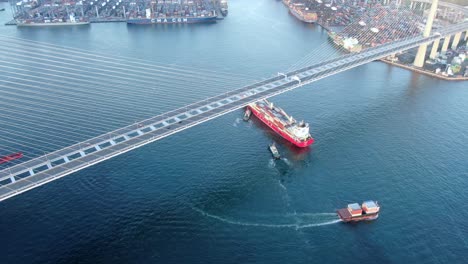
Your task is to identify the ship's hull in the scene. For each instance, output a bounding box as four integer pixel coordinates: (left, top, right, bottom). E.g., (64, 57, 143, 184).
(0, 152, 23, 164)
(249, 105, 314, 148)
(16, 21, 90, 27)
(339, 214, 379, 222)
(127, 16, 217, 24)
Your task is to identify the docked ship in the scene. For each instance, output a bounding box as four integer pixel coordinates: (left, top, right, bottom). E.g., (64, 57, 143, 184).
(337, 201, 380, 222)
(248, 100, 314, 148)
(16, 15, 89, 27)
(289, 4, 318, 23)
(0, 152, 23, 165)
(127, 8, 217, 24)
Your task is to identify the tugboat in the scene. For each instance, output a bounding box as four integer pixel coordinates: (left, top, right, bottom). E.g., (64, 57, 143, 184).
(248, 99, 314, 147)
(269, 143, 281, 159)
(337, 201, 380, 223)
(243, 108, 252, 121)
(220, 0, 228, 16)
(0, 152, 23, 165)
(220, 8, 228, 16)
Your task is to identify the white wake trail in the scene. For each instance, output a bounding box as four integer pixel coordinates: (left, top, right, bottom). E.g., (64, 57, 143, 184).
(192, 207, 341, 229)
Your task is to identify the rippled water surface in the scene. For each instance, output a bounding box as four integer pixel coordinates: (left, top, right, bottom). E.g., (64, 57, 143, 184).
(0, 0, 468, 263)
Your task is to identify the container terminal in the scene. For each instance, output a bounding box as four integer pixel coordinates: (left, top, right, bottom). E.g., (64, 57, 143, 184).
(282, 0, 463, 50)
(6, 0, 228, 26)
(283, 1, 467, 78)
(328, 5, 424, 52)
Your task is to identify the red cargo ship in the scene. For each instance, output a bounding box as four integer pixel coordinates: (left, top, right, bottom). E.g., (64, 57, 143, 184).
(248, 100, 314, 148)
(337, 201, 380, 222)
(0, 152, 23, 165)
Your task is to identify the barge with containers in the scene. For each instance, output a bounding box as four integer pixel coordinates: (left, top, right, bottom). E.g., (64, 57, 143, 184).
(337, 201, 380, 222)
(248, 100, 314, 148)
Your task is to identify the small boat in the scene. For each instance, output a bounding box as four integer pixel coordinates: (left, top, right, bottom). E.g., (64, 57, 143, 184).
(243, 108, 252, 121)
(269, 143, 281, 159)
(337, 200, 380, 223)
(0, 8, 5, 11)
(220, 8, 228, 16)
(0, 152, 23, 165)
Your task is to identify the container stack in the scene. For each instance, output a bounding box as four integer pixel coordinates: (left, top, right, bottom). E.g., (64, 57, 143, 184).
(362, 201, 380, 214)
(347, 203, 363, 217)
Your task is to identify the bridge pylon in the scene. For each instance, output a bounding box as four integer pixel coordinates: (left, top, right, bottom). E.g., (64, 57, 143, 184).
(413, 0, 439, 67)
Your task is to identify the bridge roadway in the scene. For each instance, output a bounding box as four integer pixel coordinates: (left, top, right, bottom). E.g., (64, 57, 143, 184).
(411, 0, 468, 16)
(0, 22, 466, 202)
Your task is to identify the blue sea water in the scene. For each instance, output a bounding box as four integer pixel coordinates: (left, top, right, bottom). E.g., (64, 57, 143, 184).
(0, 0, 468, 263)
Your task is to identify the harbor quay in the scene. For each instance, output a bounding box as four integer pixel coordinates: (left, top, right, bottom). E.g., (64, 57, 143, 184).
(6, 0, 228, 25)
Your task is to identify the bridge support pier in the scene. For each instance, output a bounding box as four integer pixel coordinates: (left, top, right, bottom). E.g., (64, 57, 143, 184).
(413, 0, 439, 67)
(451, 32, 462, 49)
(429, 38, 440, 59)
(441, 35, 451, 53)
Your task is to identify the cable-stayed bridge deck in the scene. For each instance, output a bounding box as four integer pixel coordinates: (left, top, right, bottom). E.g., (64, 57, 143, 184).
(0, 22, 466, 202)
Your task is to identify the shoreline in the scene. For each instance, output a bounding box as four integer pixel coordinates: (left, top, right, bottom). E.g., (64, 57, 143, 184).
(380, 59, 468, 81)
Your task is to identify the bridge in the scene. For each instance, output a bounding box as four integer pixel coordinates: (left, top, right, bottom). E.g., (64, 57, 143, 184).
(410, 0, 468, 16)
(0, 20, 466, 202)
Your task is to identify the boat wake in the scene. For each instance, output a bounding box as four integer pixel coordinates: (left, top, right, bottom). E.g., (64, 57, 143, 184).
(278, 180, 287, 191)
(268, 158, 276, 168)
(281, 157, 292, 166)
(192, 207, 341, 229)
(233, 118, 242, 127)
